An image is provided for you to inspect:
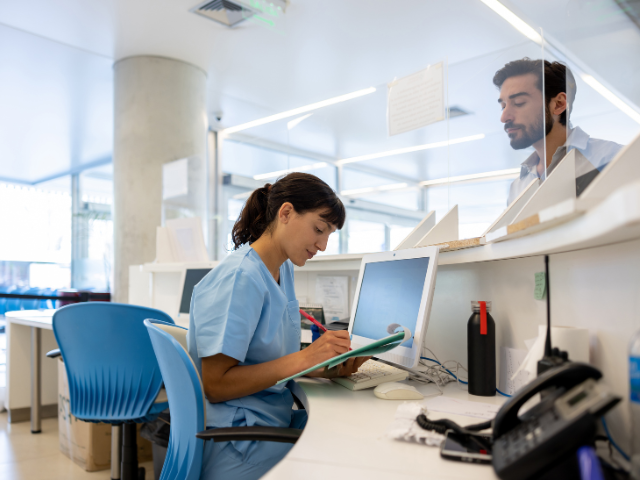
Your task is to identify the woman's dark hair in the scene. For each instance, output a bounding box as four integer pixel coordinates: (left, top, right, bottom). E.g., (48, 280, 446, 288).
(493, 58, 576, 126)
(231, 172, 345, 249)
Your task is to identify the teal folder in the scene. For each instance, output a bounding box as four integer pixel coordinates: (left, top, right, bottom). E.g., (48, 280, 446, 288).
(276, 331, 408, 385)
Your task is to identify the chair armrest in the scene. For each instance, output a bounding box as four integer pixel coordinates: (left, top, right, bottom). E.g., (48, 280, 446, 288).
(292, 391, 305, 410)
(46, 349, 61, 359)
(196, 426, 302, 444)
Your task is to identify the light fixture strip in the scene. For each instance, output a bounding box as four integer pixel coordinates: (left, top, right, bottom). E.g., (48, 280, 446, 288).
(581, 75, 640, 125)
(340, 182, 409, 197)
(222, 87, 376, 134)
(253, 162, 328, 181)
(479, 0, 542, 45)
(419, 168, 520, 187)
(336, 134, 485, 166)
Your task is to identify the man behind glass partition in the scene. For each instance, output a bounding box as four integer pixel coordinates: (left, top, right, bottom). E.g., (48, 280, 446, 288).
(494, 59, 623, 205)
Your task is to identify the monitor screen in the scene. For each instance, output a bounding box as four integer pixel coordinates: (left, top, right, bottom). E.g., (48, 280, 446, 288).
(179, 269, 212, 314)
(351, 257, 430, 349)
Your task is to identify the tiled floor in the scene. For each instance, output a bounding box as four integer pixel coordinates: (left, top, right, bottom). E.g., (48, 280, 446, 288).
(0, 414, 154, 480)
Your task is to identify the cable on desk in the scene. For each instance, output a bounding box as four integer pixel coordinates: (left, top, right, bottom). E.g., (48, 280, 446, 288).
(421, 356, 513, 397)
(421, 356, 468, 384)
(601, 417, 630, 462)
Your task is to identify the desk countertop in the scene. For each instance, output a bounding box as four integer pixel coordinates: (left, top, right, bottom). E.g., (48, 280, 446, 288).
(5, 309, 55, 329)
(265, 378, 506, 480)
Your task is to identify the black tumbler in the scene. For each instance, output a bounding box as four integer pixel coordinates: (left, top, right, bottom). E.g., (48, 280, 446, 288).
(467, 300, 496, 396)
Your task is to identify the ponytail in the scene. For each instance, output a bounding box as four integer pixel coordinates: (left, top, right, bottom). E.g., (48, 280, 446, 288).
(231, 172, 345, 249)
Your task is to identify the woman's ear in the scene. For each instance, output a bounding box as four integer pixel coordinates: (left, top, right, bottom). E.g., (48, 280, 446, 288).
(278, 202, 295, 225)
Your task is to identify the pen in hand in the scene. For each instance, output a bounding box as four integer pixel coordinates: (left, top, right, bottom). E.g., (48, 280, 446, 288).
(299, 308, 352, 351)
(299, 308, 327, 332)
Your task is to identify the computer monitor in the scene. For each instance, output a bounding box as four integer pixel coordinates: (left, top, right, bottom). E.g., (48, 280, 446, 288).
(176, 268, 212, 326)
(348, 246, 439, 369)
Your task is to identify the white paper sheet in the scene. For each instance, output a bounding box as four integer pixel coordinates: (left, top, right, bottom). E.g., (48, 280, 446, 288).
(386, 402, 445, 446)
(499, 346, 530, 395)
(423, 396, 501, 420)
(162, 158, 189, 199)
(315, 276, 349, 321)
(165, 217, 209, 262)
(388, 62, 445, 136)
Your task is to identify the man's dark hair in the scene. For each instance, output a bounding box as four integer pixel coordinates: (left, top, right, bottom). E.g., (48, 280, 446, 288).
(493, 58, 576, 126)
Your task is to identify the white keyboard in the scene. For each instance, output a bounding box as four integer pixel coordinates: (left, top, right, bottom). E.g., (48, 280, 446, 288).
(331, 359, 409, 391)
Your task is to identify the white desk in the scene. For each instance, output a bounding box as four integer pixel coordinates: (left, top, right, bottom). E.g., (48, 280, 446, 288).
(265, 379, 505, 480)
(4, 309, 56, 433)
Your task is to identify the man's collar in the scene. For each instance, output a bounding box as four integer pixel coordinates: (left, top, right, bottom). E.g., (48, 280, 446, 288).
(565, 125, 589, 151)
(518, 126, 590, 178)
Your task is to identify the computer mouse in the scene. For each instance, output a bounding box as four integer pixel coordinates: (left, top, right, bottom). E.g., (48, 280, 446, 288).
(373, 382, 424, 400)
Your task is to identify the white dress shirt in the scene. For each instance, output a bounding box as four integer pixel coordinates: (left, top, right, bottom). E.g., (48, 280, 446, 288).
(507, 126, 623, 205)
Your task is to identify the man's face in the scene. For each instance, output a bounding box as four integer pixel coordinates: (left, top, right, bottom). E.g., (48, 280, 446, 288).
(498, 73, 551, 150)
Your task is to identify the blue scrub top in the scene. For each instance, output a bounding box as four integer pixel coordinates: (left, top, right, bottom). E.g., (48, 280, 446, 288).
(186, 244, 301, 455)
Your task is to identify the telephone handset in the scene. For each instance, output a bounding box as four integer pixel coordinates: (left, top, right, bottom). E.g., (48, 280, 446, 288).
(492, 362, 619, 480)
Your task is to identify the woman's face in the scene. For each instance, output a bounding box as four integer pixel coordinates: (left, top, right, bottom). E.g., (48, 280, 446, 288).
(275, 203, 337, 267)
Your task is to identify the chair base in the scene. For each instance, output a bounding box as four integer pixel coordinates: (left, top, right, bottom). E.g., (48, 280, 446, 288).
(122, 423, 144, 480)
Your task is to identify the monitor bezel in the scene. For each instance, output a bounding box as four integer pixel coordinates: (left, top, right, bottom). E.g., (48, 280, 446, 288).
(178, 268, 213, 314)
(347, 246, 439, 369)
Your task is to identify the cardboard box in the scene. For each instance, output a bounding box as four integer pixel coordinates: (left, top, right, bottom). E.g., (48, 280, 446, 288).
(58, 359, 153, 471)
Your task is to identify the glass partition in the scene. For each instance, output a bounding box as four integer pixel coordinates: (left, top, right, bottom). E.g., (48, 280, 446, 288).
(220, 58, 452, 255)
(503, 0, 640, 193)
(216, 2, 640, 255)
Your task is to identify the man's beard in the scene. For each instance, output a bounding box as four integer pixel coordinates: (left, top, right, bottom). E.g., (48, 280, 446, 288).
(506, 106, 554, 150)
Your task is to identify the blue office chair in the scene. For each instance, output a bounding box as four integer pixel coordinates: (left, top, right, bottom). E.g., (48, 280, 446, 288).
(5, 285, 27, 313)
(52, 303, 175, 480)
(39, 288, 54, 309)
(22, 286, 42, 310)
(144, 319, 304, 480)
(0, 284, 10, 315)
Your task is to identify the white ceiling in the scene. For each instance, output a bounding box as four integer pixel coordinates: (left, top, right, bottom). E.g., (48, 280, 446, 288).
(0, 0, 638, 185)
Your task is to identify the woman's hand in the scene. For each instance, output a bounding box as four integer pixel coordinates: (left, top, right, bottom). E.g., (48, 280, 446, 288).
(301, 330, 351, 368)
(323, 356, 372, 378)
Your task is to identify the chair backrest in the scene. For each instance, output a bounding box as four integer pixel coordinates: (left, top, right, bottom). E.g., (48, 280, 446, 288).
(52, 302, 174, 422)
(145, 319, 206, 480)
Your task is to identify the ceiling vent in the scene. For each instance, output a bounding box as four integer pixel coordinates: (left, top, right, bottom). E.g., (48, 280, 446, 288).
(449, 106, 470, 119)
(191, 0, 252, 27)
(191, 0, 288, 28)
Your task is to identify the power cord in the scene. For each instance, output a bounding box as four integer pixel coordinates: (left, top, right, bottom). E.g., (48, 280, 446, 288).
(601, 417, 630, 462)
(416, 414, 493, 451)
(420, 351, 513, 397)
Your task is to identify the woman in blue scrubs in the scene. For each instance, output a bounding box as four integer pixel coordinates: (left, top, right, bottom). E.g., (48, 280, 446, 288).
(187, 172, 368, 479)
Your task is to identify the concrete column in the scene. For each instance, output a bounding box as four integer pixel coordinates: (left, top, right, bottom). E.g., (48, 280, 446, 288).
(113, 56, 207, 303)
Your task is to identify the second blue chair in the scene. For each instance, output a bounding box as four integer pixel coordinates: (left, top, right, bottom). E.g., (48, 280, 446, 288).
(145, 319, 305, 480)
(52, 303, 175, 480)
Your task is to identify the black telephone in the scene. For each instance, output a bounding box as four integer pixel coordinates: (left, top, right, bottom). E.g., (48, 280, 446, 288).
(491, 362, 620, 480)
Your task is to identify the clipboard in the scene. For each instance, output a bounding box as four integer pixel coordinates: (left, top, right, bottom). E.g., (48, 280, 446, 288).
(276, 330, 408, 385)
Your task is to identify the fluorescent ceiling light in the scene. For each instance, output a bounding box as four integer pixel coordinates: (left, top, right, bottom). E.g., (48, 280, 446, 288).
(232, 191, 253, 200)
(253, 162, 328, 181)
(581, 74, 640, 125)
(336, 134, 485, 166)
(419, 168, 520, 187)
(287, 113, 313, 130)
(341, 183, 409, 197)
(222, 87, 376, 134)
(479, 0, 542, 45)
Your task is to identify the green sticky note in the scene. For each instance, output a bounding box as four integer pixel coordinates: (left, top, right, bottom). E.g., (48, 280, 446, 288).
(534, 272, 546, 300)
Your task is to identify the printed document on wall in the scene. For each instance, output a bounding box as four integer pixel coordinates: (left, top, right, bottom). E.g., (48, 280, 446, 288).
(315, 276, 349, 322)
(388, 62, 445, 136)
